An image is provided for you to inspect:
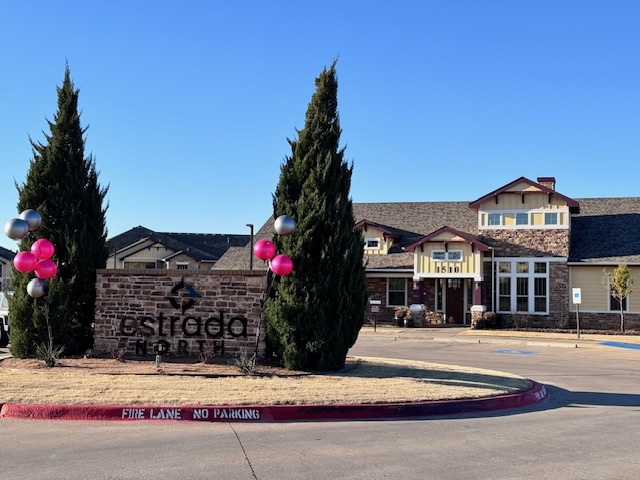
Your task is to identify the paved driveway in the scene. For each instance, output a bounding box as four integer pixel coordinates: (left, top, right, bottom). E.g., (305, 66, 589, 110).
(1, 331, 639, 479)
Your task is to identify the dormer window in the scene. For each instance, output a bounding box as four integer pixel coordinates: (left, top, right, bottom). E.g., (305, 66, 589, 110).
(365, 238, 380, 250)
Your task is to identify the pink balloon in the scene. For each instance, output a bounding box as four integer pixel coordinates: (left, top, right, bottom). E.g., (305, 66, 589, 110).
(31, 238, 55, 260)
(270, 254, 293, 276)
(14, 251, 38, 273)
(253, 239, 276, 261)
(35, 259, 57, 279)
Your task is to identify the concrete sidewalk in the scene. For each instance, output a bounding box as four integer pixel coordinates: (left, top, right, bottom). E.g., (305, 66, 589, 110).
(360, 325, 640, 349)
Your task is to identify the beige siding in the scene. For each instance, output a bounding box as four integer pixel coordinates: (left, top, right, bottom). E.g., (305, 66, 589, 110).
(570, 265, 640, 312)
(363, 225, 392, 255)
(503, 213, 515, 226)
(479, 191, 567, 211)
(416, 242, 480, 276)
(532, 212, 543, 226)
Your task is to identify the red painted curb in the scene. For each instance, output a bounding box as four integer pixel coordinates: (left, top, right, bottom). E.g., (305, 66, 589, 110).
(0, 381, 547, 422)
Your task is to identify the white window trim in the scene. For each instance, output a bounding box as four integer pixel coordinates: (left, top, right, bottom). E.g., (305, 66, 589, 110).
(479, 207, 569, 230)
(606, 279, 630, 312)
(431, 250, 463, 262)
(387, 278, 407, 307)
(176, 262, 189, 269)
(495, 258, 550, 314)
(364, 238, 381, 250)
(515, 212, 529, 225)
(544, 212, 558, 225)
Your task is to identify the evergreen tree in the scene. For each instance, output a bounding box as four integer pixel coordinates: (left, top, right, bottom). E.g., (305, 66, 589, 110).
(10, 65, 109, 357)
(265, 61, 367, 371)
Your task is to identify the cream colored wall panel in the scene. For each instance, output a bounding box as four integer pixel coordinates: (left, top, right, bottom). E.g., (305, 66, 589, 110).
(479, 192, 567, 212)
(504, 213, 515, 225)
(570, 265, 640, 311)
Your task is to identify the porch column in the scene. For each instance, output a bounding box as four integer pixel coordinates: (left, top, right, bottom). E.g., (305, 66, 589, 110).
(473, 280, 483, 305)
(410, 279, 426, 327)
(411, 279, 425, 304)
(470, 280, 487, 326)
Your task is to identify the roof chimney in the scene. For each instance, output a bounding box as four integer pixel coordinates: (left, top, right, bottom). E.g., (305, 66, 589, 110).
(537, 177, 556, 191)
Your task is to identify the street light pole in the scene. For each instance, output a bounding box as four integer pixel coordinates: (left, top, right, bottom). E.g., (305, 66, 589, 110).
(246, 224, 254, 270)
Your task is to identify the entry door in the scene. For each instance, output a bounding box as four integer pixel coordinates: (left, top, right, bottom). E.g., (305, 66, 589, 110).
(445, 279, 465, 324)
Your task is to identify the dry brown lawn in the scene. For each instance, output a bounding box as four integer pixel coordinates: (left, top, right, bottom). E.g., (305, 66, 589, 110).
(0, 355, 531, 406)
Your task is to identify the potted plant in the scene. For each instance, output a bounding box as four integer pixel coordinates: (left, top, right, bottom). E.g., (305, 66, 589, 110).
(394, 307, 409, 327)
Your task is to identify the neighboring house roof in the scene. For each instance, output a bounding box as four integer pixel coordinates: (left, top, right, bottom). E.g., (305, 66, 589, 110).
(0, 246, 16, 262)
(106, 226, 251, 263)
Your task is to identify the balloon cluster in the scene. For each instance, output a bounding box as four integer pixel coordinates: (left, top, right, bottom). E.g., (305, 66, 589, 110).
(4, 209, 57, 298)
(253, 215, 296, 276)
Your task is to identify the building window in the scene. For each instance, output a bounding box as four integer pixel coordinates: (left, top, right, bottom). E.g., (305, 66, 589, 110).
(516, 213, 529, 225)
(608, 279, 629, 312)
(387, 278, 407, 307)
(432, 250, 463, 262)
(365, 238, 380, 250)
(480, 208, 568, 230)
(436, 279, 443, 310)
(488, 213, 501, 226)
(177, 262, 188, 270)
(609, 295, 628, 311)
(432, 251, 446, 260)
(124, 261, 156, 269)
(496, 259, 549, 314)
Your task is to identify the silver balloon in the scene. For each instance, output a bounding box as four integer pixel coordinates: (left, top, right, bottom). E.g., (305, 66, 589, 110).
(27, 278, 48, 298)
(274, 215, 296, 236)
(19, 209, 42, 231)
(4, 218, 29, 240)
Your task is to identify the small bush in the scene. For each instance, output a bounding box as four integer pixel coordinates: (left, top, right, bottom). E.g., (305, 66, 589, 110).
(512, 313, 531, 329)
(36, 342, 65, 368)
(234, 349, 256, 375)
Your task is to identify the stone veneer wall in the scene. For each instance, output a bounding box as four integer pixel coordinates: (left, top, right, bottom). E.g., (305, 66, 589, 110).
(571, 312, 640, 331)
(481, 229, 570, 257)
(93, 269, 267, 359)
(481, 256, 570, 329)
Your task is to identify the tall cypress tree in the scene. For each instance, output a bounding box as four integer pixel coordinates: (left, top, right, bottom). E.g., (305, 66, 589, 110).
(10, 65, 109, 357)
(265, 61, 367, 371)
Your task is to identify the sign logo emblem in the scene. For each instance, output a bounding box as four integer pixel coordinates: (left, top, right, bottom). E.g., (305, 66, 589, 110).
(166, 277, 201, 313)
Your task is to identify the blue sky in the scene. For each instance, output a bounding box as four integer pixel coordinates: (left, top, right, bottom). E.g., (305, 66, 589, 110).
(1, 1, 639, 251)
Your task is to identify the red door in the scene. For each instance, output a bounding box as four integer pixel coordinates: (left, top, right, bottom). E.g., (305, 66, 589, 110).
(445, 279, 465, 324)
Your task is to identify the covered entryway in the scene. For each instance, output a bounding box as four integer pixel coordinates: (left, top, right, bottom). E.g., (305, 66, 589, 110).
(445, 278, 465, 324)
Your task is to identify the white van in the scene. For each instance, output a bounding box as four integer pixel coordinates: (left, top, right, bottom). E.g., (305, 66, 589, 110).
(0, 291, 10, 347)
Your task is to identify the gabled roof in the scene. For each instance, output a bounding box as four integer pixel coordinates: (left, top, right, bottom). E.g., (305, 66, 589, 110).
(355, 220, 401, 239)
(106, 226, 250, 263)
(214, 182, 640, 270)
(405, 226, 490, 253)
(469, 176, 580, 212)
(0, 245, 16, 261)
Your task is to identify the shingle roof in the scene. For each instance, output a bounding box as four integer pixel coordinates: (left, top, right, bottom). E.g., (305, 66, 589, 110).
(0, 245, 16, 261)
(215, 196, 640, 270)
(106, 226, 250, 263)
(569, 198, 640, 263)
